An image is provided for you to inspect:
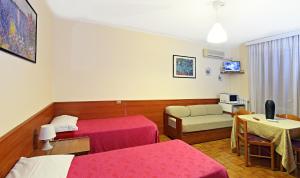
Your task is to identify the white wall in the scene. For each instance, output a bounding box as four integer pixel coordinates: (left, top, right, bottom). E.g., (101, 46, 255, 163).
(0, 3, 244, 137)
(228, 45, 249, 100)
(52, 18, 234, 101)
(0, 0, 54, 137)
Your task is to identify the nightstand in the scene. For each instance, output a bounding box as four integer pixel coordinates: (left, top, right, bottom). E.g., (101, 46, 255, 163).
(32, 137, 90, 156)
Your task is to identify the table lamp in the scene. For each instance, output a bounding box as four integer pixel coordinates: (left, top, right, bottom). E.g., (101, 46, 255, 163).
(39, 124, 56, 150)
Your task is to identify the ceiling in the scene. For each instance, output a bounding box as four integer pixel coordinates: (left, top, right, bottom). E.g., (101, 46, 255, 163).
(46, 0, 300, 47)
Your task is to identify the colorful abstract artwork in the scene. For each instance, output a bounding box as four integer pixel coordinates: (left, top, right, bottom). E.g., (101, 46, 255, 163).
(0, 0, 37, 63)
(173, 55, 196, 78)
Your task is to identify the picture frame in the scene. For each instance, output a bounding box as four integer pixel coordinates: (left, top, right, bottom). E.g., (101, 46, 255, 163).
(0, 0, 37, 63)
(173, 55, 196, 78)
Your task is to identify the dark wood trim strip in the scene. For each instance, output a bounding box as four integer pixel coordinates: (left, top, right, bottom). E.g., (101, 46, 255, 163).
(0, 103, 54, 177)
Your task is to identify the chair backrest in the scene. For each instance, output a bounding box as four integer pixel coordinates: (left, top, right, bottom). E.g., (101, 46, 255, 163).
(276, 114, 300, 121)
(234, 108, 253, 116)
(236, 116, 248, 141)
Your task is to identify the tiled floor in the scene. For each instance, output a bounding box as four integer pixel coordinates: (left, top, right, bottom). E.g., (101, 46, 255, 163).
(160, 135, 296, 178)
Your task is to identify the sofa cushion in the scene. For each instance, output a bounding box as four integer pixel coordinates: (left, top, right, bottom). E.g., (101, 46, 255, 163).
(188, 105, 207, 116)
(206, 104, 223, 115)
(166, 106, 190, 117)
(168, 114, 233, 133)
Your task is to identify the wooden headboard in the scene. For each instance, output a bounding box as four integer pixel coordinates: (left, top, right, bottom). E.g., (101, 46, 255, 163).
(0, 103, 54, 177)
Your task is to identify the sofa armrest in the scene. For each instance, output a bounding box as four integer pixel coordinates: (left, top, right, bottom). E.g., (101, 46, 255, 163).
(164, 112, 182, 138)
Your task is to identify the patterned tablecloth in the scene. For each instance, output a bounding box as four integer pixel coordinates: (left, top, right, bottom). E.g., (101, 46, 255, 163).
(231, 114, 300, 173)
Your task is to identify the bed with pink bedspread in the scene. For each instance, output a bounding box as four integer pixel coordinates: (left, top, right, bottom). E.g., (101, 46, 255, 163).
(56, 115, 159, 153)
(68, 140, 228, 178)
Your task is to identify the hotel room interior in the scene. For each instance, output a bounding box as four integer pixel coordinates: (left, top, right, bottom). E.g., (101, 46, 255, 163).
(1, 0, 300, 177)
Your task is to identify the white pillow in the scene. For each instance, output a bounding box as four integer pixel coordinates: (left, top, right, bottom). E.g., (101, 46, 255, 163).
(6, 155, 74, 178)
(51, 115, 78, 133)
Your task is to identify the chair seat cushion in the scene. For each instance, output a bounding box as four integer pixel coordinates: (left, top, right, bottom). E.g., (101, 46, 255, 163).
(292, 139, 300, 149)
(248, 134, 271, 143)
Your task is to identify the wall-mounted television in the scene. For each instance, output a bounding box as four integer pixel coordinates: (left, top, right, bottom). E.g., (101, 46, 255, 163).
(223, 61, 241, 72)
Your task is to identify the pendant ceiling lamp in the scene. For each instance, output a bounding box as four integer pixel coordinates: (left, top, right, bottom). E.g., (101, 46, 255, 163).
(207, 0, 228, 44)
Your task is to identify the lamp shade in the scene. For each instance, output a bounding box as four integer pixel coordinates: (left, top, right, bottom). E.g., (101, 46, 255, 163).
(206, 22, 228, 44)
(39, 124, 56, 140)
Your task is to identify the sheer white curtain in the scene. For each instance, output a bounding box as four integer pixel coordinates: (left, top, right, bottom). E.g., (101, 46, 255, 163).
(248, 35, 300, 116)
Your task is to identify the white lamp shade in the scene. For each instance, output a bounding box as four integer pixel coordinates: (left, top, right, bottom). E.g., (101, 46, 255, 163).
(39, 124, 56, 140)
(206, 23, 228, 44)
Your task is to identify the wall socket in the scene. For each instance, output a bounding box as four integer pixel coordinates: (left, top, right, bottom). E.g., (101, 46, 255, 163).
(116, 100, 122, 104)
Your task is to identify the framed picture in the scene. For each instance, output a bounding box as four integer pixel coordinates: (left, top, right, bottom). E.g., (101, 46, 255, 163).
(0, 0, 37, 63)
(173, 55, 196, 78)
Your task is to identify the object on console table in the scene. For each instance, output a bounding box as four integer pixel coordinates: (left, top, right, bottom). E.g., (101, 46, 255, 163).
(252, 117, 260, 121)
(39, 124, 56, 151)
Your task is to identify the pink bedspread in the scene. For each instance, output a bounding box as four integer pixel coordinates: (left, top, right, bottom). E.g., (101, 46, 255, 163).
(68, 140, 228, 178)
(56, 115, 159, 153)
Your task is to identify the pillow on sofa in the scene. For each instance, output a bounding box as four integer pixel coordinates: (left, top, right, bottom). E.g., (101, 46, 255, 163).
(206, 104, 223, 115)
(166, 106, 190, 117)
(188, 105, 207, 116)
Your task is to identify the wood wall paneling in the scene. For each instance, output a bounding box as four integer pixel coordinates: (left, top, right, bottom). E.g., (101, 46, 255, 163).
(54, 99, 219, 133)
(0, 104, 54, 178)
(0, 98, 219, 177)
(53, 101, 125, 119)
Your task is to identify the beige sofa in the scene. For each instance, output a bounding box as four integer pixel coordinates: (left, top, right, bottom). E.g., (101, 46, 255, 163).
(164, 104, 233, 144)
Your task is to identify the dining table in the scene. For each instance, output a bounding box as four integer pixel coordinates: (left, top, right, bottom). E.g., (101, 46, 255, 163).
(231, 114, 300, 173)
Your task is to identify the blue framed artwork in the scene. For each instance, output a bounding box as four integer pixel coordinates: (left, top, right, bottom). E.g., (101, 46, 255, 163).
(0, 0, 37, 63)
(173, 55, 196, 78)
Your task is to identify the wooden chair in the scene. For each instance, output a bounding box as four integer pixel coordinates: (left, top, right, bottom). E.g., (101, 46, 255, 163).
(277, 114, 300, 167)
(276, 114, 300, 121)
(234, 108, 253, 116)
(236, 116, 275, 170)
(291, 140, 300, 166)
(234, 108, 253, 153)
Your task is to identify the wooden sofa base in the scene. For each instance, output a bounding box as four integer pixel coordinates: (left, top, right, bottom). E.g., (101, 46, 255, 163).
(181, 127, 232, 144)
(165, 126, 232, 145)
(163, 112, 232, 144)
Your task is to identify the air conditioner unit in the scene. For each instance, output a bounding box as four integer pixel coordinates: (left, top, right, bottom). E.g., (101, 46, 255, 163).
(203, 48, 225, 59)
